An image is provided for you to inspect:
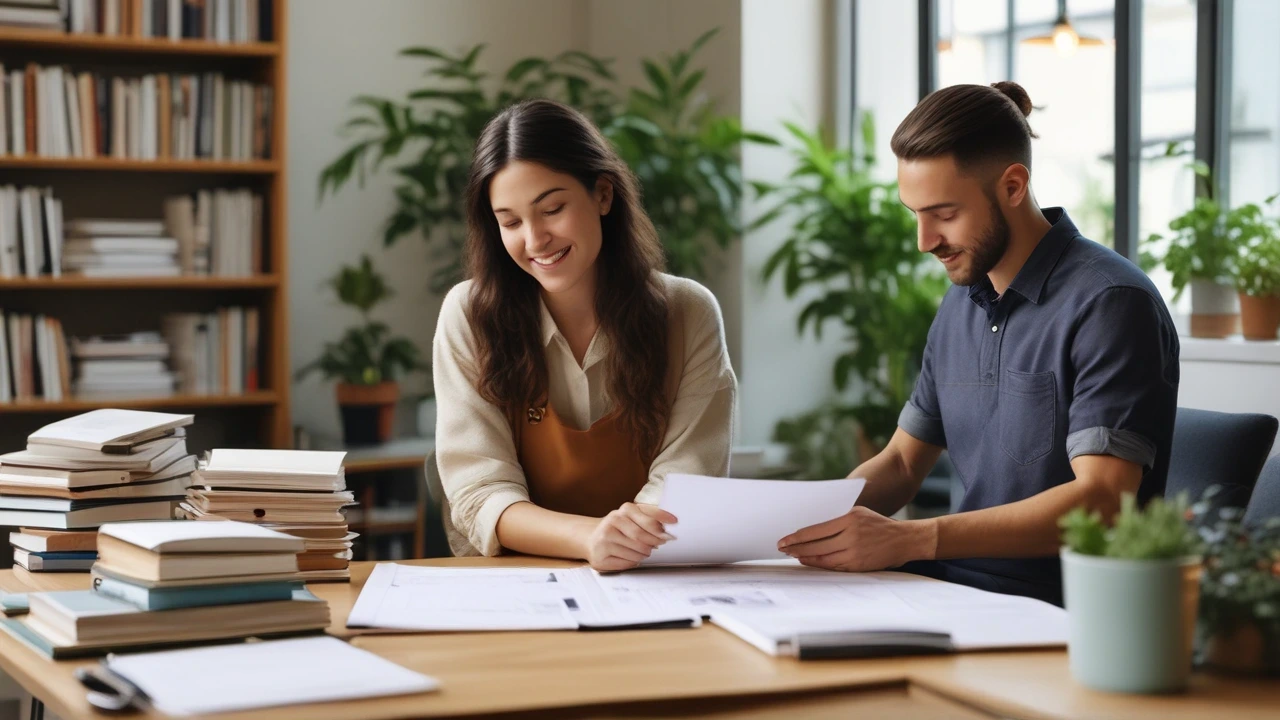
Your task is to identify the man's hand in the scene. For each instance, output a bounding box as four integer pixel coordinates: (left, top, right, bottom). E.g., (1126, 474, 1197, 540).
(778, 507, 937, 572)
(582, 503, 677, 572)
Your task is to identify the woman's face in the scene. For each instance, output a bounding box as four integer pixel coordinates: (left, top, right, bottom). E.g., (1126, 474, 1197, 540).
(489, 160, 612, 297)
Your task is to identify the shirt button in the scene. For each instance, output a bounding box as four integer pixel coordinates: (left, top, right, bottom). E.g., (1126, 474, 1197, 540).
(991, 325, 999, 333)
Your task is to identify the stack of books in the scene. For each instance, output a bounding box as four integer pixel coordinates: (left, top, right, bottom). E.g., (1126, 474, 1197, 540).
(180, 449, 355, 582)
(62, 218, 179, 278)
(0, 185, 64, 279)
(163, 189, 263, 277)
(9, 527, 97, 573)
(0, 409, 196, 530)
(2, 521, 330, 658)
(71, 332, 176, 399)
(0, 1, 62, 30)
(0, 311, 70, 403)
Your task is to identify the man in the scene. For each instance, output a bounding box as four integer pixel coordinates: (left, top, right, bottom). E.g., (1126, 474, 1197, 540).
(778, 81, 1180, 606)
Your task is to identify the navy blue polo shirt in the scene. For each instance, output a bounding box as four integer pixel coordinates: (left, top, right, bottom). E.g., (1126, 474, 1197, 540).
(896, 208, 1180, 606)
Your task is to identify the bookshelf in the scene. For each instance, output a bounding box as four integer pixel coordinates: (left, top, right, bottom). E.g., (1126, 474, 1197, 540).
(0, 0, 292, 453)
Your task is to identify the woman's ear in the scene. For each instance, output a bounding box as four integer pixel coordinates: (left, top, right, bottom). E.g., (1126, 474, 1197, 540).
(596, 177, 614, 216)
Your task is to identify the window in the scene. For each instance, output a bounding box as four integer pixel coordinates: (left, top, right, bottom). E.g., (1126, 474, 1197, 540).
(1228, 0, 1280, 209)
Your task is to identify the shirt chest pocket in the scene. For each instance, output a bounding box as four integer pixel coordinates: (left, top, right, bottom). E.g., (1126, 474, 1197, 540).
(999, 369, 1056, 465)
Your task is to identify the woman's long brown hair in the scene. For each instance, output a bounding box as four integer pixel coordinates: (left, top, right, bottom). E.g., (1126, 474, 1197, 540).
(463, 99, 669, 463)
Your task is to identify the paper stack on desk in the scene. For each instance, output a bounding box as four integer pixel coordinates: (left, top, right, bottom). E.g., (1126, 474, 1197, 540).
(178, 449, 355, 581)
(0, 410, 197, 535)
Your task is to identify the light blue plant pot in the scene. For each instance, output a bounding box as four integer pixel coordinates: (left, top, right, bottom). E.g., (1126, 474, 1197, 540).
(1061, 548, 1202, 694)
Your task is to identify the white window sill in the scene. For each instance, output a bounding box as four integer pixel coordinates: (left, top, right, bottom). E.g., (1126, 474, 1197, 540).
(1180, 335, 1280, 365)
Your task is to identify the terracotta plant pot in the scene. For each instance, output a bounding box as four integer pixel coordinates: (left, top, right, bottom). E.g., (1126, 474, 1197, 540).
(336, 381, 399, 445)
(1202, 621, 1280, 677)
(1238, 293, 1280, 341)
(1190, 280, 1240, 339)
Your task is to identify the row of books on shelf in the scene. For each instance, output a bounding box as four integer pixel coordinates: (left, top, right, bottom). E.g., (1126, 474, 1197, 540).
(0, 410, 347, 658)
(0, 189, 264, 278)
(0, 64, 273, 161)
(0, 307, 261, 403)
(1, 0, 274, 44)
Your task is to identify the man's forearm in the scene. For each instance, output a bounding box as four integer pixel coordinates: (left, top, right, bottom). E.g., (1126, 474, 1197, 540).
(925, 476, 1122, 560)
(495, 502, 598, 560)
(853, 449, 926, 516)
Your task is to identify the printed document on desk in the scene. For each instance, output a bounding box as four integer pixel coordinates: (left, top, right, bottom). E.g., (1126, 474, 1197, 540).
(589, 565, 1068, 654)
(346, 564, 700, 631)
(643, 474, 865, 565)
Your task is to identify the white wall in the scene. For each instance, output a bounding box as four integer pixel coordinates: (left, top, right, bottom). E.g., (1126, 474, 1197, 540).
(737, 0, 844, 446)
(582, 0, 744, 372)
(287, 0, 581, 439)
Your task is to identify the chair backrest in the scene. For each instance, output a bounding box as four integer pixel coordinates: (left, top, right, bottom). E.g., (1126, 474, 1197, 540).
(1166, 408, 1278, 510)
(1244, 454, 1280, 526)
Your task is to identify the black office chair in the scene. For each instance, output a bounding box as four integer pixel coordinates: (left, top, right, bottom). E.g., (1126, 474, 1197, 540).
(1244, 454, 1280, 526)
(1166, 408, 1278, 511)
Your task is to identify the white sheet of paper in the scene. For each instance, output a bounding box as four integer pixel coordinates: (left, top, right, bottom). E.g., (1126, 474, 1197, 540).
(643, 475, 866, 565)
(592, 565, 1067, 652)
(347, 564, 579, 631)
(346, 564, 699, 631)
(104, 636, 438, 716)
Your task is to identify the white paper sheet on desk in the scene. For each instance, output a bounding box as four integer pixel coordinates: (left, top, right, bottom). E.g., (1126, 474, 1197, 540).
(643, 474, 866, 565)
(345, 563, 700, 631)
(591, 566, 1068, 650)
(103, 636, 438, 716)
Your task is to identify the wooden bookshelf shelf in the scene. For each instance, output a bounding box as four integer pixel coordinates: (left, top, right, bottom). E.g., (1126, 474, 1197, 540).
(0, 392, 280, 414)
(0, 28, 280, 58)
(0, 157, 279, 174)
(0, 276, 280, 290)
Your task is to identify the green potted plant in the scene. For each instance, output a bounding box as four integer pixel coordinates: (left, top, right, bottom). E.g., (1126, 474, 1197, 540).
(1059, 494, 1203, 693)
(1143, 161, 1239, 338)
(1191, 489, 1280, 676)
(1232, 198, 1280, 341)
(757, 113, 947, 477)
(318, 32, 762, 286)
(295, 254, 427, 445)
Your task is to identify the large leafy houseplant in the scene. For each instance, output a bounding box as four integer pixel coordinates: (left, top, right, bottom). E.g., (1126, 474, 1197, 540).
(318, 31, 761, 288)
(295, 254, 427, 444)
(757, 114, 946, 479)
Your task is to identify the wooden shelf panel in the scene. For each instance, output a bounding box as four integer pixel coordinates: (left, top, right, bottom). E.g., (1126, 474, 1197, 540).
(0, 157, 279, 173)
(0, 28, 280, 58)
(0, 276, 280, 290)
(0, 392, 279, 413)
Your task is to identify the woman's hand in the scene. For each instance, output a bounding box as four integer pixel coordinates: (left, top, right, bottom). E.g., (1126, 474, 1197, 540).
(582, 503, 677, 572)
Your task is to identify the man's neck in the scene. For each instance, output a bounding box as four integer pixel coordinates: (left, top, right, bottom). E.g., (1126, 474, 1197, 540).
(988, 206, 1054, 296)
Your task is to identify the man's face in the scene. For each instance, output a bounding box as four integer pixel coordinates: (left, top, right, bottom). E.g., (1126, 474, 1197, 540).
(897, 155, 1010, 287)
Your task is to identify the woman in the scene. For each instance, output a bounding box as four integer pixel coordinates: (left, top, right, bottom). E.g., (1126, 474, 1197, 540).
(433, 99, 737, 571)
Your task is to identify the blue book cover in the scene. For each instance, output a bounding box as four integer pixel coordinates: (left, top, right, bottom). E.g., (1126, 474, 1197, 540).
(31, 552, 98, 561)
(92, 576, 301, 612)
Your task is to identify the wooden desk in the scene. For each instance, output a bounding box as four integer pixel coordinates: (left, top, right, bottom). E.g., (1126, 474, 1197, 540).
(0, 558, 1275, 720)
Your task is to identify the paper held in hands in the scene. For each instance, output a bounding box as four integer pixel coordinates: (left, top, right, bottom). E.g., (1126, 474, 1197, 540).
(642, 474, 866, 566)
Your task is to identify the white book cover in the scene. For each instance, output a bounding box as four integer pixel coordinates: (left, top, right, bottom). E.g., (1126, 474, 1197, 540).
(0, 63, 6, 158)
(0, 186, 17, 277)
(34, 68, 46, 157)
(111, 77, 126, 159)
(0, 311, 9, 403)
(98, 518, 303, 554)
(169, 0, 181, 40)
(8, 71, 24, 156)
(28, 409, 193, 449)
(18, 188, 39, 278)
(49, 66, 68, 159)
(64, 73, 82, 159)
(65, 219, 165, 237)
(141, 75, 157, 161)
(64, 237, 179, 254)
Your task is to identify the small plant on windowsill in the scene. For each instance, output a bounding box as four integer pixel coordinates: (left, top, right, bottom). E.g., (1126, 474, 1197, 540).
(1058, 494, 1203, 693)
(1190, 487, 1280, 677)
(1232, 197, 1280, 341)
(294, 254, 427, 445)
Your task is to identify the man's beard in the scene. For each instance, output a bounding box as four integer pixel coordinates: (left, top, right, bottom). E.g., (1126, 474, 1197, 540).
(939, 199, 1010, 286)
